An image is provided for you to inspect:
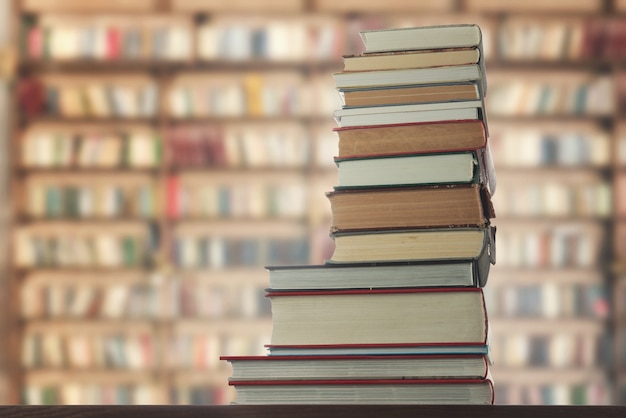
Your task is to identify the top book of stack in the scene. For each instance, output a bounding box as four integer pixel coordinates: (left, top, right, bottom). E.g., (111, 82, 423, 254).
(334, 24, 487, 115)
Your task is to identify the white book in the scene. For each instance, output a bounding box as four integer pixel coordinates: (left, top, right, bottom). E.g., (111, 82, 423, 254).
(360, 24, 482, 53)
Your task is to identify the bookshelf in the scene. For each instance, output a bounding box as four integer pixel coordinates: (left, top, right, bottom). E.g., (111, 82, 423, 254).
(7, 0, 626, 406)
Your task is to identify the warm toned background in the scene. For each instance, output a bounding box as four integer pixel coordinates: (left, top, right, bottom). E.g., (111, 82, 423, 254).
(0, 0, 624, 407)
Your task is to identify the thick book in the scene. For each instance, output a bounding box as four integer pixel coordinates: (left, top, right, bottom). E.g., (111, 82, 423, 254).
(340, 83, 481, 108)
(333, 100, 484, 128)
(221, 354, 490, 381)
(333, 64, 483, 90)
(334, 119, 486, 158)
(267, 287, 489, 346)
(266, 259, 489, 290)
(342, 48, 480, 72)
(329, 225, 496, 269)
(327, 184, 494, 232)
(228, 377, 494, 405)
(334, 145, 496, 196)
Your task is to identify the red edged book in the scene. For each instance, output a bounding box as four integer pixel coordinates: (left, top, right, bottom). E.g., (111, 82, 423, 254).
(267, 287, 488, 347)
(227, 377, 494, 405)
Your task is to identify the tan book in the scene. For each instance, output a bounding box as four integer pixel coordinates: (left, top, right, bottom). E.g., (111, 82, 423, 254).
(342, 48, 480, 72)
(341, 83, 480, 107)
(329, 226, 495, 265)
(334, 120, 486, 159)
(327, 185, 493, 233)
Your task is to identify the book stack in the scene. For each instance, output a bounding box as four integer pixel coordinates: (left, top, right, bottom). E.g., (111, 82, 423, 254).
(222, 24, 497, 405)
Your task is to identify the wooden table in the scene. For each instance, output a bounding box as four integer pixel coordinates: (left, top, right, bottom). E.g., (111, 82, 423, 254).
(0, 405, 623, 417)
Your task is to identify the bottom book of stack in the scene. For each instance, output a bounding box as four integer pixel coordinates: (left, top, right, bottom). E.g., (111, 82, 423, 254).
(222, 354, 493, 405)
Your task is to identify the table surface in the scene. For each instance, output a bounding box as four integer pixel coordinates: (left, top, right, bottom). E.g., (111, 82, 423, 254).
(0, 405, 624, 418)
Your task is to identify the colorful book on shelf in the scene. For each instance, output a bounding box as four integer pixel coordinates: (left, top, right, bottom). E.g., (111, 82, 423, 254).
(339, 82, 481, 108)
(267, 287, 489, 347)
(327, 184, 494, 232)
(332, 100, 485, 128)
(228, 377, 494, 405)
(266, 258, 491, 290)
(221, 354, 491, 381)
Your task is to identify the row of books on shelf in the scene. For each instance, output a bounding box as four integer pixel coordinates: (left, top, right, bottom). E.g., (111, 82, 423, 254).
(20, 75, 340, 119)
(495, 382, 609, 405)
(14, 232, 155, 269)
(487, 76, 614, 117)
(485, 282, 608, 319)
(196, 18, 343, 61)
(28, 79, 160, 119)
(492, 179, 611, 218)
(168, 73, 337, 118)
(171, 281, 270, 319)
(24, 383, 164, 405)
(166, 124, 321, 169)
(21, 130, 161, 169)
(25, 15, 626, 64)
(22, 332, 156, 370)
(491, 332, 609, 368)
(172, 236, 310, 269)
(495, 226, 601, 268)
(166, 176, 308, 220)
(21, 281, 164, 320)
(475, 126, 611, 167)
(24, 16, 193, 61)
(497, 18, 626, 61)
(25, 181, 158, 219)
(23, 16, 345, 62)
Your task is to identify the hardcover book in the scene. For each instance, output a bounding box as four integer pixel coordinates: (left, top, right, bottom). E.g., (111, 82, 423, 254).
(228, 377, 494, 405)
(221, 354, 490, 381)
(327, 184, 494, 232)
(268, 287, 489, 346)
(333, 119, 487, 158)
(266, 259, 490, 290)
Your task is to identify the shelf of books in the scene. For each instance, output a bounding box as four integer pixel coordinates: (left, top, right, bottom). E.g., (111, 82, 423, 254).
(8, 0, 626, 406)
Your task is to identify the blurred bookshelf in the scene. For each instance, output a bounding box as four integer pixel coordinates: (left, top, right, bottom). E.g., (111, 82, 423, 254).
(7, 0, 626, 407)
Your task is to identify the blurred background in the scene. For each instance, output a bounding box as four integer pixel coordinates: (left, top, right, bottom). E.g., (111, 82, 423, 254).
(0, 0, 624, 406)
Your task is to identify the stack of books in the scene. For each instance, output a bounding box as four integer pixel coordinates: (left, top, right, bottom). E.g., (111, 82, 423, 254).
(222, 24, 497, 405)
